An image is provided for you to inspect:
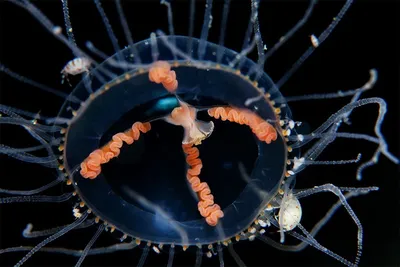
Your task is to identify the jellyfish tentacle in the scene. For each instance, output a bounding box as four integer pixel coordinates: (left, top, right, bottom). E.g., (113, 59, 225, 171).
(194, 246, 203, 267)
(0, 241, 138, 256)
(167, 245, 175, 267)
(137, 245, 150, 267)
(75, 223, 105, 267)
(0, 192, 73, 204)
(80, 122, 151, 179)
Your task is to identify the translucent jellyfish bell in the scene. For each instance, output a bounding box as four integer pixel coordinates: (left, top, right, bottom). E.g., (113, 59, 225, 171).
(64, 35, 290, 245)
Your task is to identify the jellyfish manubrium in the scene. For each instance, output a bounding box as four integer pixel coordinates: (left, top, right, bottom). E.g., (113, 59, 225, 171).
(0, 1, 399, 267)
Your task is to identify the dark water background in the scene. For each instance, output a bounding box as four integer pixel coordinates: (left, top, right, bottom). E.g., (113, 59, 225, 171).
(0, 1, 399, 266)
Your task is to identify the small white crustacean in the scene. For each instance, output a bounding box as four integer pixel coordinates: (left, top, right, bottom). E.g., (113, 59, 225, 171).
(278, 192, 302, 231)
(310, 34, 320, 48)
(276, 190, 302, 243)
(61, 57, 91, 85)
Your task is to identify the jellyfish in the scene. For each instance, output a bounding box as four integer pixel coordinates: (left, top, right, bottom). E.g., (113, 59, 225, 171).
(0, 1, 399, 267)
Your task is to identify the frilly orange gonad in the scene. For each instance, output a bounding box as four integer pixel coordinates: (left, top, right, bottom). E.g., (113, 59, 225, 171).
(182, 143, 224, 226)
(208, 107, 278, 144)
(148, 61, 178, 93)
(80, 122, 151, 179)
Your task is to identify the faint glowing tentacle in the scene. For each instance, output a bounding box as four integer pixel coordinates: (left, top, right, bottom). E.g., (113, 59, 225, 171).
(14, 213, 88, 267)
(0, 193, 73, 204)
(23, 219, 96, 238)
(0, 241, 137, 256)
(75, 224, 105, 267)
(294, 184, 364, 266)
(137, 245, 150, 267)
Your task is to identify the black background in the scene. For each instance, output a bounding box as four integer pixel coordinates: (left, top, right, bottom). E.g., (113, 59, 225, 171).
(0, 0, 399, 266)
